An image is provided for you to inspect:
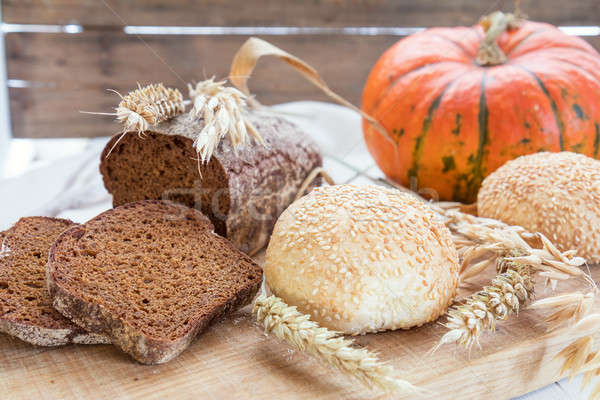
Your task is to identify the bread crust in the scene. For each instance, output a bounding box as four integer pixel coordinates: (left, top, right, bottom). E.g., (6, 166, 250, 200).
(47, 200, 262, 364)
(0, 217, 109, 346)
(265, 185, 459, 335)
(47, 259, 258, 363)
(478, 152, 600, 263)
(0, 317, 109, 346)
(100, 112, 322, 254)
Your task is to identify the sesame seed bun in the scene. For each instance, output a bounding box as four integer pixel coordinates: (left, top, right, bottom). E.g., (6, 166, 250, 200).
(478, 151, 600, 263)
(264, 184, 459, 335)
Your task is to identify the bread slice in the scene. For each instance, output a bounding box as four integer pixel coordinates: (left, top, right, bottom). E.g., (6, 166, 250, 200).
(47, 200, 263, 364)
(99, 112, 322, 254)
(0, 217, 109, 346)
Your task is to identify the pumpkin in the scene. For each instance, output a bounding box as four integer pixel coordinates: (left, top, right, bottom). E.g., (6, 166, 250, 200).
(361, 12, 600, 203)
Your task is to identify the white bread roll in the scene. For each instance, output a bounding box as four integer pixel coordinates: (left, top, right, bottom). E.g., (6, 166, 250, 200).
(264, 184, 459, 335)
(478, 151, 600, 263)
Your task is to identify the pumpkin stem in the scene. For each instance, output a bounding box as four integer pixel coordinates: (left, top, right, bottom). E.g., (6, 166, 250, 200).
(476, 11, 522, 66)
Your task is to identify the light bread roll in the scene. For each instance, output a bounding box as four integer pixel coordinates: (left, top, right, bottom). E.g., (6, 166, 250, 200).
(264, 184, 459, 335)
(478, 151, 600, 263)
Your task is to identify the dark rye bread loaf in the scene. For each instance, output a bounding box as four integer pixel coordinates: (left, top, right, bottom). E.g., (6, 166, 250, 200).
(99, 113, 322, 253)
(47, 200, 263, 364)
(0, 217, 109, 346)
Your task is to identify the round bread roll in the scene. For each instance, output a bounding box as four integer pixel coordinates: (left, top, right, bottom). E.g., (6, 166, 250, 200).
(478, 152, 600, 263)
(264, 184, 459, 335)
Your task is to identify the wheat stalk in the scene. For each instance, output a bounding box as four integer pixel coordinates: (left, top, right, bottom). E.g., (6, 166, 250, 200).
(253, 294, 422, 394)
(438, 248, 584, 350)
(431, 205, 587, 350)
(558, 336, 595, 379)
(434, 205, 586, 283)
(548, 293, 600, 400)
(529, 292, 595, 332)
(188, 77, 264, 163)
(554, 314, 600, 399)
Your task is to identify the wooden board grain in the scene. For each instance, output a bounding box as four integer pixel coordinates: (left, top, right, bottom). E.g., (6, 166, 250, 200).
(5, 30, 600, 138)
(3, 0, 599, 27)
(0, 250, 598, 400)
(6, 32, 399, 138)
(3, 0, 600, 138)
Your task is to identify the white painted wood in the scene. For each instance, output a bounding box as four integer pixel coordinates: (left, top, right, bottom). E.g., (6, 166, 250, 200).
(0, 1, 13, 176)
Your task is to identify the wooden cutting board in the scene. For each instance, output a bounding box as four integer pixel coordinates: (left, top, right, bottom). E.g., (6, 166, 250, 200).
(0, 251, 597, 400)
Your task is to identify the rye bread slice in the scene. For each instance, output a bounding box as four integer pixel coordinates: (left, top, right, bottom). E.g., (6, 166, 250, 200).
(99, 112, 322, 253)
(0, 217, 109, 346)
(47, 200, 263, 364)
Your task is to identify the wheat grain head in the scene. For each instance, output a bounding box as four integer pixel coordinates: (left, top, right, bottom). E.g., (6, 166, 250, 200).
(91, 83, 186, 157)
(188, 77, 263, 163)
(253, 294, 423, 394)
(115, 83, 185, 134)
(434, 204, 587, 350)
(440, 262, 534, 350)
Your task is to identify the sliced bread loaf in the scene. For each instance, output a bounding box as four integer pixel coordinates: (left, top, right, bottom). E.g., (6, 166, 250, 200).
(0, 217, 109, 346)
(99, 113, 322, 253)
(47, 200, 263, 364)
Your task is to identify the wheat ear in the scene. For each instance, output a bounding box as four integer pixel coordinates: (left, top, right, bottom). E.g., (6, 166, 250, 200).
(253, 294, 422, 394)
(434, 206, 585, 283)
(83, 83, 186, 157)
(115, 83, 185, 134)
(188, 77, 264, 163)
(439, 260, 534, 350)
(438, 243, 585, 349)
(431, 205, 587, 350)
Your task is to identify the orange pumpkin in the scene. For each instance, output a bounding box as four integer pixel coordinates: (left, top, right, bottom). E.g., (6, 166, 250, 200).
(362, 14, 600, 203)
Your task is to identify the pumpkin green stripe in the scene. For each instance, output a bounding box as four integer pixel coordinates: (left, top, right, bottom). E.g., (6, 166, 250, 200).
(516, 65, 565, 150)
(407, 71, 471, 181)
(451, 114, 462, 136)
(573, 104, 587, 120)
(594, 123, 600, 159)
(465, 71, 489, 200)
(407, 93, 443, 179)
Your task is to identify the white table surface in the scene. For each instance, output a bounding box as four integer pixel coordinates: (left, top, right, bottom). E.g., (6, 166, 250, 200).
(0, 101, 588, 399)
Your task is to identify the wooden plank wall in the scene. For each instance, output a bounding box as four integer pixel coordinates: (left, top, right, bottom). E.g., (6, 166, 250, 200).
(2, 0, 599, 138)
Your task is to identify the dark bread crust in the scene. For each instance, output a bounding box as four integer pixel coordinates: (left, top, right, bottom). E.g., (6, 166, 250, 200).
(47, 250, 259, 363)
(0, 317, 109, 346)
(47, 200, 263, 364)
(0, 217, 109, 346)
(100, 112, 322, 253)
